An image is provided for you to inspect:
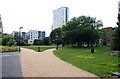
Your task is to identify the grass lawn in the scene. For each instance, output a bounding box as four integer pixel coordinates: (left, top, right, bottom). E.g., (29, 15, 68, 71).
(22, 45, 55, 52)
(53, 46, 119, 78)
(0, 46, 18, 52)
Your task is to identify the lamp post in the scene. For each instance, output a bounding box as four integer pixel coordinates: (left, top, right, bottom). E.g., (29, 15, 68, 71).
(18, 27, 23, 52)
(90, 20, 95, 55)
(55, 33, 58, 50)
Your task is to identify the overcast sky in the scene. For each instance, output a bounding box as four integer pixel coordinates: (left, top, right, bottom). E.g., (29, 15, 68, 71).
(0, 0, 119, 36)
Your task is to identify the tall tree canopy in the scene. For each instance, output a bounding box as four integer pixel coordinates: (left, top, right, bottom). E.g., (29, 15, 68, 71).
(49, 27, 62, 45)
(61, 16, 103, 47)
(112, 14, 120, 51)
(49, 15, 103, 47)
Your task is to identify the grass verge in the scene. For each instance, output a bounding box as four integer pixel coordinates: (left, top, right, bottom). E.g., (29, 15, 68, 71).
(53, 46, 119, 78)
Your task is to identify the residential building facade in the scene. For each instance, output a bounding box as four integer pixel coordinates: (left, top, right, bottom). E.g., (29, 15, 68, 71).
(22, 32, 27, 39)
(28, 30, 45, 44)
(102, 27, 116, 46)
(118, 1, 120, 14)
(52, 7, 69, 30)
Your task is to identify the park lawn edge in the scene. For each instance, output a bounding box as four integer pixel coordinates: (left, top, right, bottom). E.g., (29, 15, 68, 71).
(53, 46, 119, 78)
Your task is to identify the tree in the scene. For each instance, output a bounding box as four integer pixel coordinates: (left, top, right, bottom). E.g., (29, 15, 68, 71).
(42, 37, 50, 45)
(13, 32, 26, 46)
(2, 36, 11, 46)
(0, 33, 3, 45)
(49, 27, 62, 45)
(61, 16, 103, 47)
(111, 14, 120, 51)
(33, 39, 42, 45)
(7, 39, 15, 47)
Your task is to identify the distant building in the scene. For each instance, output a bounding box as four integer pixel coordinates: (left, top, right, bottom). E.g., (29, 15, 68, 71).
(52, 7, 69, 30)
(118, 1, 120, 14)
(28, 30, 45, 45)
(3, 33, 11, 36)
(0, 15, 3, 33)
(102, 27, 116, 46)
(38, 31, 45, 39)
(11, 31, 18, 37)
(22, 32, 27, 39)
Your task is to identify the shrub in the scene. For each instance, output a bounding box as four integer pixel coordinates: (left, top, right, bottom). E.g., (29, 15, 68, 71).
(1, 47, 18, 52)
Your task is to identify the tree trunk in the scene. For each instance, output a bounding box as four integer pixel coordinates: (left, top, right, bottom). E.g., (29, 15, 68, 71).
(87, 42, 89, 47)
(77, 42, 80, 47)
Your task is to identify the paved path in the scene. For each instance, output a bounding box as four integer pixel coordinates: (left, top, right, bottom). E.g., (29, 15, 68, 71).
(20, 48, 98, 77)
(1, 52, 22, 77)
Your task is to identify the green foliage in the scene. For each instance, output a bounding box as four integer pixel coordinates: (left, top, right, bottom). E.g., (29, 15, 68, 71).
(50, 27, 62, 45)
(13, 32, 26, 46)
(42, 37, 50, 45)
(61, 16, 103, 47)
(0, 33, 3, 45)
(112, 14, 120, 51)
(2, 36, 11, 46)
(33, 39, 42, 45)
(54, 46, 119, 78)
(49, 15, 103, 47)
(112, 27, 120, 51)
(7, 39, 15, 46)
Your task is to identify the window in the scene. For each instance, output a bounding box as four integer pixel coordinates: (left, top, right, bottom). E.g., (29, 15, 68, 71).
(107, 39, 110, 43)
(107, 35, 110, 38)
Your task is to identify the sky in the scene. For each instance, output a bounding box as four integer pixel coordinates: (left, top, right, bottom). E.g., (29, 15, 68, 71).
(0, 0, 119, 37)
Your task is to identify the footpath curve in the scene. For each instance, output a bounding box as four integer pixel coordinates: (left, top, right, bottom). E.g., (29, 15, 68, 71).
(20, 48, 98, 77)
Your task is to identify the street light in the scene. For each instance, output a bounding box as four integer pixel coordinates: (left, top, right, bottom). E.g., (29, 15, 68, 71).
(18, 27, 23, 52)
(55, 33, 58, 50)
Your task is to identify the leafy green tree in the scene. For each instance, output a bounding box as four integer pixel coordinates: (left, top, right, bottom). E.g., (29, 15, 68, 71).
(33, 39, 42, 45)
(13, 32, 26, 46)
(20, 40, 26, 46)
(7, 39, 15, 47)
(13, 32, 19, 45)
(42, 37, 50, 45)
(111, 14, 120, 51)
(50, 27, 62, 45)
(2, 36, 11, 46)
(62, 16, 103, 47)
(0, 33, 3, 45)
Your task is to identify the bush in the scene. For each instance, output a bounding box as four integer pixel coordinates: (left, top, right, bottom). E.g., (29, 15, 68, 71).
(42, 37, 50, 45)
(33, 39, 42, 45)
(17, 40, 26, 46)
(2, 36, 11, 46)
(1, 47, 18, 52)
(7, 39, 15, 47)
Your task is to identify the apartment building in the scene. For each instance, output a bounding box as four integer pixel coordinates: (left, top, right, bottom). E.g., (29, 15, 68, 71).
(52, 7, 69, 30)
(102, 27, 116, 46)
(118, 1, 120, 14)
(28, 30, 45, 45)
